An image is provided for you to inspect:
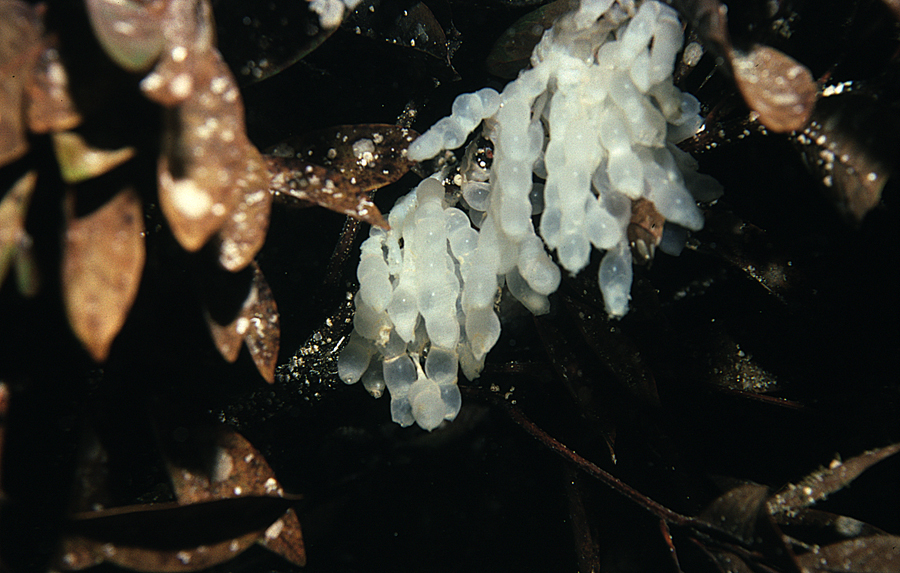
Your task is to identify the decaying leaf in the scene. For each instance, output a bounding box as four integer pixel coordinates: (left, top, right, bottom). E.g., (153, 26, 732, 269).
(206, 262, 280, 382)
(699, 483, 770, 543)
(767, 443, 900, 516)
(141, 0, 269, 257)
(0, 0, 43, 165)
(51, 131, 135, 184)
(0, 170, 39, 296)
(215, 148, 272, 272)
(154, 46, 265, 253)
(158, 423, 305, 567)
(25, 35, 81, 134)
(269, 124, 417, 193)
(62, 186, 145, 362)
(56, 496, 294, 572)
(797, 535, 900, 573)
(139, 0, 215, 107)
(794, 93, 896, 221)
(267, 155, 387, 229)
(84, 0, 167, 73)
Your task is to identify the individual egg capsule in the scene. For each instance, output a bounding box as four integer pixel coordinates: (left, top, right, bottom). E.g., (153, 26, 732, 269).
(337, 331, 374, 384)
(424, 346, 459, 385)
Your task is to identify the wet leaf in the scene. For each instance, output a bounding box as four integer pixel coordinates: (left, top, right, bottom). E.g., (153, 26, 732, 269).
(84, 0, 166, 73)
(0, 170, 39, 296)
(767, 443, 900, 516)
(158, 423, 305, 566)
(793, 93, 896, 221)
(269, 124, 417, 193)
(206, 262, 280, 383)
(797, 535, 900, 573)
(56, 496, 294, 572)
(485, 0, 571, 79)
(62, 186, 145, 362)
(154, 47, 265, 252)
(0, 0, 43, 165)
(729, 45, 816, 133)
(266, 155, 387, 229)
(52, 131, 135, 184)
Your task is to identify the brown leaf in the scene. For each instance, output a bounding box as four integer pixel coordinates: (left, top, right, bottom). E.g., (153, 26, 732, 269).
(269, 124, 418, 193)
(0, 170, 39, 296)
(57, 496, 293, 572)
(62, 186, 145, 362)
(266, 154, 388, 229)
(84, 0, 166, 73)
(0, 0, 43, 165)
(214, 147, 272, 272)
(139, 0, 215, 107)
(52, 131, 135, 184)
(145, 2, 264, 254)
(768, 443, 900, 516)
(729, 45, 817, 133)
(159, 423, 305, 566)
(797, 535, 900, 573)
(206, 262, 280, 382)
(699, 483, 771, 544)
(25, 37, 81, 133)
(793, 93, 895, 221)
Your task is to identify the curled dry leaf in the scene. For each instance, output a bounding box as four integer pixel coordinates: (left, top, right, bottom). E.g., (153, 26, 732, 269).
(57, 496, 294, 572)
(0, 170, 39, 296)
(158, 423, 305, 567)
(267, 155, 387, 229)
(84, 0, 167, 73)
(0, 0, 43, 165)
(206, 262, 280, 383)
(62, 186, 145, 362)
(51, 131, 135, 184)
(729, 45, 817, 133)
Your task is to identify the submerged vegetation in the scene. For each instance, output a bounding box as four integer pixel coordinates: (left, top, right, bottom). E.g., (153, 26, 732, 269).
(0, 0, 898, 571)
